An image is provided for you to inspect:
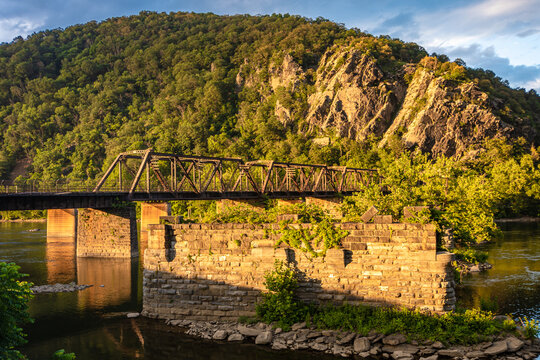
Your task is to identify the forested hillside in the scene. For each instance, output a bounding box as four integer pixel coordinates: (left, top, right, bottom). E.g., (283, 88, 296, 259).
(0, 11, 538, 182)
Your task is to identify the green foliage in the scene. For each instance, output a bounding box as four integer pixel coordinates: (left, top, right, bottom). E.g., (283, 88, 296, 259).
(342, 140, 540, 245)
(451, 248, 488, 264)
(0, 210, 46, 220)
(52, 350, 76, 360)
(0, 262, 34, 359)
(312, 306, 512, 344)
(519, 317, 539, 339)
(0, 11, 536, 186)
(275, 217, 348, 258)
(255, 261, 311, 330)
(254, 261, 518, 344)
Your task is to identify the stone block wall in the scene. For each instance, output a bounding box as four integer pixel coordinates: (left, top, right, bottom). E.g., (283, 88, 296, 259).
(77, 207, 138, 258)
(142, 221, 455, 322)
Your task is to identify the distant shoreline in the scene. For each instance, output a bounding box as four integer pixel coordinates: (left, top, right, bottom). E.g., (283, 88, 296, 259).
(495, 216, 540, 223)
(0, 218, 46, 223)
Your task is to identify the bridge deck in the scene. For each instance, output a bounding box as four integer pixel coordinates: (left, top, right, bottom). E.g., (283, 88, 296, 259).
(0, 191, 357, 211)
(0, 149, 378, 211)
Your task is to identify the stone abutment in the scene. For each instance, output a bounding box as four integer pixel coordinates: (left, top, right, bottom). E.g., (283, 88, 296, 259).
(142, 219, 456, 322)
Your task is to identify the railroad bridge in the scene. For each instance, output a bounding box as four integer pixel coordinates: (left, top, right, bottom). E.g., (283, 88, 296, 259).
(0, 148, 378, 258)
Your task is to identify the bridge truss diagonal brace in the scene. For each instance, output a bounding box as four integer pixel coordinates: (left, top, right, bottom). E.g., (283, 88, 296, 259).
(129, 148, 153, 197)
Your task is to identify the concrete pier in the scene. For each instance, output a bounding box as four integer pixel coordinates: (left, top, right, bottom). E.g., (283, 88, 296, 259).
(47, 209, 77, 240)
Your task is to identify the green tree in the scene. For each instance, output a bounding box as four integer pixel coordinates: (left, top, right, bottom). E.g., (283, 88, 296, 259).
(0, 262, 34, 359)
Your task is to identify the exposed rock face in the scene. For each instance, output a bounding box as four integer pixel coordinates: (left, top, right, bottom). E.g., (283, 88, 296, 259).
(380, 67, 514, 156)
(306, 49, 406, 141)
(259, 45, 534, 157)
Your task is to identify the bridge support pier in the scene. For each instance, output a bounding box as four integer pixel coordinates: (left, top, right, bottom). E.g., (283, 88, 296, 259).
(305, 197, 343, 219)
(47, 209, 77, 241)
(77, 207, 138, 258)
(140, 202, 170, 252)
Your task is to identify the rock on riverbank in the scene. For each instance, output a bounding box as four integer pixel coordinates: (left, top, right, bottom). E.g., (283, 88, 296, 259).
(163, 319, 540, 359)
(31, 282, 92, 293)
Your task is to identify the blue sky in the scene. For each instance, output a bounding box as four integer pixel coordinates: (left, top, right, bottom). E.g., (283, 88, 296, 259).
(1, 0, 539, 91)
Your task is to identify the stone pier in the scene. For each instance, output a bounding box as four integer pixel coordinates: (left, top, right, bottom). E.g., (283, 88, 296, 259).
(143, 214, 456, 321)
(47, 209, 77, 240)
(77, 207, 137, 258)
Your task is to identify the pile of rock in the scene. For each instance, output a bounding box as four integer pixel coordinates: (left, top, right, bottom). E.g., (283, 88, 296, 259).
(462, 261, 493, 273)
(31, 282, 93, 294)
(164, 319, 540, 359)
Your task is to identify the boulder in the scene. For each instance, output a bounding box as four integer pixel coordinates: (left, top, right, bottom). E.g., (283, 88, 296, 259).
(354, 337, 371, 353)
(271, 339, 288, 350)
(238, 325, 261, 337)
(332, 344, 353, 357)
(255, 331, 273, 345)
(391, 351, 414, 360)
(431, 341, 444, 349)
(227, 333, 244, 342)
(506, 336, 524, 352)
(126, 312, 140, 318)
(465, 350, 485, 358)
(311, 342, 328, 351)
(484, 340, 508, 356)
(382, 344, 419, 354)
(438, 349, 464, 357)
(383, 334, 407, 346)
(419, 355, 438, 360)
(291, 322, 307, 331)
(337, 332, 356, 345)
(213, 330, 228, 340)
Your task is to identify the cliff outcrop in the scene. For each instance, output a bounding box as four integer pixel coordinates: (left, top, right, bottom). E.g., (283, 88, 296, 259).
(267, 46, 536, 157)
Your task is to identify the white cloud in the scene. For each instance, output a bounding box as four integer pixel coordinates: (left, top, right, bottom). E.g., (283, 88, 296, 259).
(368, 0, 540, 90)
(0, 17, 44, 43)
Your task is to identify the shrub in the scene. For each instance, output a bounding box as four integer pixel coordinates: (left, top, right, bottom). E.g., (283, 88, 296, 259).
(0, 262, 34, 360)
(520, 317, 539, 339)
(452, 248, 488, 264)
(255, 261, 310, 329)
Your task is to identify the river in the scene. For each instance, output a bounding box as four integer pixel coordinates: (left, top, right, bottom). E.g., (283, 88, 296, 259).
(0, 221, 538, 359)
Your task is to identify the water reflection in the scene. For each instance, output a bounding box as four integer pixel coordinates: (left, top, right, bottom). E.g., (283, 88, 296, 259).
(24, 318, 341, 360)
(2, 221, 539, 360)
(46, 241, 76, 283)
(77, 257, 134, 309)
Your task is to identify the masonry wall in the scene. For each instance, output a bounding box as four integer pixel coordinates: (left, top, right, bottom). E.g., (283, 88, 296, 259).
(142, 221, 456, 322)
(77, 207, 138, 258)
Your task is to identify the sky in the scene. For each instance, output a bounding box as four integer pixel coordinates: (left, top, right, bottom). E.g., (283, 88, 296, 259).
(1, 0, 539, 91)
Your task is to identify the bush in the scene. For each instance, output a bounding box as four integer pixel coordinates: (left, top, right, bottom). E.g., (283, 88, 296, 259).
(520, 317, 539, 339)
(255, 261, 311, 329)
(0, 262, 34, 359)
(452, 248, 488, 264)
(254, 261, 517, 344)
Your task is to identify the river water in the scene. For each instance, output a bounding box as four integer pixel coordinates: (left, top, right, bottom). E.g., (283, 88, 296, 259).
(0, 221, 538, 359)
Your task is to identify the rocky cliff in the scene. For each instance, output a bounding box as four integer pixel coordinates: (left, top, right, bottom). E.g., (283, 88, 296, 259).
(267, 46, 536, 157)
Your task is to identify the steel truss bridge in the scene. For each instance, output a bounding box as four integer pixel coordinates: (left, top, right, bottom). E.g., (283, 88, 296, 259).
(0, 149, 379, 210)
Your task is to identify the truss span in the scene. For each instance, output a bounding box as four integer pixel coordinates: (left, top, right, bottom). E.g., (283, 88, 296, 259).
(92, 148, 379, 201)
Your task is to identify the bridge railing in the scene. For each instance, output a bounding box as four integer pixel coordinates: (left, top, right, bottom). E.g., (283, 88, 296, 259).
(0, 179, 102, 194)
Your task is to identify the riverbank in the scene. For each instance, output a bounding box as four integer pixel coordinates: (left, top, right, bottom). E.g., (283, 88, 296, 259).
(0, 218, 46, 222)
(160, 318, 540, 360)
(495, 217, 540, 223)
